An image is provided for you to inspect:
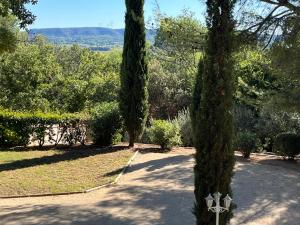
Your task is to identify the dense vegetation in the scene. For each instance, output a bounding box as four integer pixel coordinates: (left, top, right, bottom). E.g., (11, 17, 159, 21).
(0, 1, 299, 223)
(0, 6, 299, 160)
(0, 36, 121, 112)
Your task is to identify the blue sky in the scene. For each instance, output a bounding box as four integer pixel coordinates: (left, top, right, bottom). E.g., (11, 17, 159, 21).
(27, 0, 205, 29)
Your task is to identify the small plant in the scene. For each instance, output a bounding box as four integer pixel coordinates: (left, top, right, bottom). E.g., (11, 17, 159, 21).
(274, 133, 300, 160)
(90, 102, 122, 146)
(148, 119, 182, 149)
(236, 131, 257, 158)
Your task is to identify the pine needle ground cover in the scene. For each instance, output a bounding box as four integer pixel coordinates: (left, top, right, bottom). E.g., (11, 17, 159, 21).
(0, 147, 133, 197)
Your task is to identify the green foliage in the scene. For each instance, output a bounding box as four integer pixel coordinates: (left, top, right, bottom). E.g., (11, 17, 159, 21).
(0, 15, 19, 54)
(148, 11, 205, 119)
(120, 0, 149, 146)
(148, 119, 181, 149)
(191, 57, 204, 137)
(0, 109, 88, 147)
(256, 108, 300, 151)
(155, 9, 206, 54)
(233, 104, 258, 133)
(176, 109, 193, 147)
(193, 1, 236, 224)
(236, 131, 257, 158)
(274, 133, 300, 160)
(271, 34, 300, 81)
(90, 102, 122, 146)
(0, 124, 30, 147)
(234, 46, 277, 109)
(270, 33, 300, 113)
(0, 40, 61, 111)
(0, 40, 122, 112)
(148, 57, 196, 118)
(0, 0, 37, 28)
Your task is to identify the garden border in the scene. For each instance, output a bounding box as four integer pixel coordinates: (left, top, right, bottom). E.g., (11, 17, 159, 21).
(0, 149, 139, 199)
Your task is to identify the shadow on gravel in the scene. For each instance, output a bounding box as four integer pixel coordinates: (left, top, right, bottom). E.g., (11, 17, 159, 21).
(231, 160, 300, 225)
(0, 153, 195, 225)
(0, 204, 138, 225)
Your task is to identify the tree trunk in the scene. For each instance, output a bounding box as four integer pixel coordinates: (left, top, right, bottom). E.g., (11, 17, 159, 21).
(129, 131, 135, 147)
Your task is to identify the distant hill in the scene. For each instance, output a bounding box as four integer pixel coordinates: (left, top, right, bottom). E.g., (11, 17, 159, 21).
(29, 27, 156, 51)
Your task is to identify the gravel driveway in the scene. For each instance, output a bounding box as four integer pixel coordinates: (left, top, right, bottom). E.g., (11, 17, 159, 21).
(0, 150, 299, 225)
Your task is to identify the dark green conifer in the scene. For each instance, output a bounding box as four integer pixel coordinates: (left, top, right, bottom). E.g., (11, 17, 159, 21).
(192, 0, 236, 224)
(120, 0, 148, 147)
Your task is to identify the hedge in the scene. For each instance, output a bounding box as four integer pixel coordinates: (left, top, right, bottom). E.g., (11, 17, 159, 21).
(274, 132, 300, 160)
(0, 109, 89, 147)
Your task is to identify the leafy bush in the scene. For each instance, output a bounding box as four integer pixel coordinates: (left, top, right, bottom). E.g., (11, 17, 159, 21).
(90, 102, 122, 146)
(0, 109, 88, 147)
(0, 125, 30, 147)
(256, 109, 300, 152)
(233, 104, 258, 133)
(148, 119, 182, 149)
(176, 109, 193, 146)
(274, 133, 300, 160)
(0, 111, 34, 147)
(236, 131, 257, 158)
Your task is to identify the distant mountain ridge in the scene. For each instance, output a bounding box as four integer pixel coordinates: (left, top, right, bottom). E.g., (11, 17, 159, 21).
(29, 27, 156, 51)
(29, 27, 125, 37)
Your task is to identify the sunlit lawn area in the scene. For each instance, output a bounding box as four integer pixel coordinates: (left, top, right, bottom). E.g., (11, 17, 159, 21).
(0, 146, 134, 197)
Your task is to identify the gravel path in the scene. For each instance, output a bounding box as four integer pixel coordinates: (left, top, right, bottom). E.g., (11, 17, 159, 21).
(0, 151, 299, 225)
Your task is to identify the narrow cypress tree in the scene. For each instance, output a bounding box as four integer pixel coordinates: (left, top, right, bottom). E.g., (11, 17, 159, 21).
(120, 0, 148, 147)
(192, 0, 236, 224)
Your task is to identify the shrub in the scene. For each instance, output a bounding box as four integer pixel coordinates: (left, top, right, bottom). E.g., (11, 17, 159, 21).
(176, 109, 193, 146)
(148, 119, 182, 149)
(0, 109, 88, 147)
(0, 111, 34, 147)
(0, 125, 30, 147)
(256, 109, 300, 152)
(236, 131, 257, 158)
(274, 133, 300, 160)
(90, 102, 122, 146)
(233, 104, 258, 133)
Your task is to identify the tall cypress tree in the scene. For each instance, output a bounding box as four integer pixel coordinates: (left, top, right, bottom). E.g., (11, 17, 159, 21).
(120, 0, 148, 147)
(192, 0, 236, 224)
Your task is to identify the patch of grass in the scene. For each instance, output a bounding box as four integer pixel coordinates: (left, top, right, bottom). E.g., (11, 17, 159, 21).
(0, 146, 134, 197)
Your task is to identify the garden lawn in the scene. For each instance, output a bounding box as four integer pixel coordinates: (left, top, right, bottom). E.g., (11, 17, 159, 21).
(0, 147, 134, 197)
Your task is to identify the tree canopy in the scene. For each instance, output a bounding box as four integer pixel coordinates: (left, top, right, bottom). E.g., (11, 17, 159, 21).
(0, 0, 37, 28)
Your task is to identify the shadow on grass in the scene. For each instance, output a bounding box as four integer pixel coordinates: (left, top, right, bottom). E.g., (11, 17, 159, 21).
(0, 144, 130, 152)
(0, 146, 130, 172)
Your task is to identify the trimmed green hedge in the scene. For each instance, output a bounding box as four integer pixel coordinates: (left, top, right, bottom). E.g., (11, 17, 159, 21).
(0, 109, 89, 147)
